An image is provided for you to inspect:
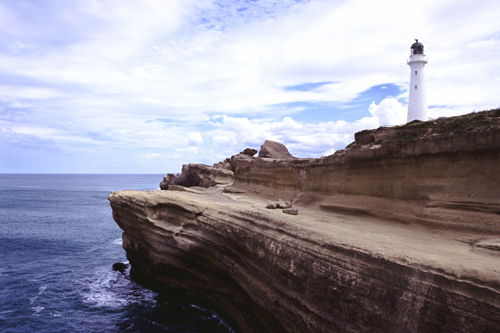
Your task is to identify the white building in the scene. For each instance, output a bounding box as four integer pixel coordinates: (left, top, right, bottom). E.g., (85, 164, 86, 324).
(407, 39, 428, 122)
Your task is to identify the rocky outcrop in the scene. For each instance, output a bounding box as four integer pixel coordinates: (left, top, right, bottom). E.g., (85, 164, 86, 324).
(110, 109, 500, 332)
(159, 141, 292, 191)
(258, 140, 296, 159)
(240, 148, 258, 157)
(160, 162, 233, 190)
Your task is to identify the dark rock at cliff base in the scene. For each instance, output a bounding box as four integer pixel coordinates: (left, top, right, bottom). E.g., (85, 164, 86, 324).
(112, 262, 129, 272)
(241, 148, 258, 157)
(258, 140, 296, 159)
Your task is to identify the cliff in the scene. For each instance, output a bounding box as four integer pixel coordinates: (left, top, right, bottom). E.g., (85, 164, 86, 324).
(110, 109, 500, 332)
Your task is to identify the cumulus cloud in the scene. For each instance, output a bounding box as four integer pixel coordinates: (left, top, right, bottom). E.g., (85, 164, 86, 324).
(368, 98, 406, 126)
(188, 132, 204, 145)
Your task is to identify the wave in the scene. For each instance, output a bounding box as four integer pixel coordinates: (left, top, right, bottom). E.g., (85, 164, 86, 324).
(189, 304, 235, 332)
(81, 267, 156, 308)
(31, 306, 45, 315)
(112, 238, 123, 245)
(30, 285, 47, 305)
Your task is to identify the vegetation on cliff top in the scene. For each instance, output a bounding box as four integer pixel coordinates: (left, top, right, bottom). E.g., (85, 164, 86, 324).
(354, 108, 500, 146)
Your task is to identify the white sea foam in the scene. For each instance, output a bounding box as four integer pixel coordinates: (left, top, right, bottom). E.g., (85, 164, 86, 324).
(190, 304, 236, 332)
(82, 270, 127, 308)
(32, 306, 45, 314)
(30, 285, 47, 304)
(112, 238, 123, 245)
(0, 310, 15, 315)
(81, 269, 155, 308)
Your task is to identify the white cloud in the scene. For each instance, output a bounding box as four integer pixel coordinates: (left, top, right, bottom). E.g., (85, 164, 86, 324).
(140, 153, 161, 159)
(0, 86, 60, 100)
(176, 146, 199, 154)
(188, 132, 204, 145)
(368, 98, 406, 126)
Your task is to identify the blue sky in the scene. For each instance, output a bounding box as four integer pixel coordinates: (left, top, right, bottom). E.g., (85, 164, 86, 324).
(1, 0, 499, 173)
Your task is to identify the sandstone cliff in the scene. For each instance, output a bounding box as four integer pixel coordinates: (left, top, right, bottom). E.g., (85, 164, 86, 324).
(110, 109, 500, 332)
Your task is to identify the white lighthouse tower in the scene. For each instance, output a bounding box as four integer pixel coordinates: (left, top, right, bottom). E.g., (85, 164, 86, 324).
(407, 39, 428, 122)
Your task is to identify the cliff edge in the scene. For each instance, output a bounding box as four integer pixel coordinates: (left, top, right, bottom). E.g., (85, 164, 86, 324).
(110, 109, 500, 332)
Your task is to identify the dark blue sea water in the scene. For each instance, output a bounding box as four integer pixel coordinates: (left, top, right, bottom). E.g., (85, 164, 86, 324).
(0, 174, 233, 333)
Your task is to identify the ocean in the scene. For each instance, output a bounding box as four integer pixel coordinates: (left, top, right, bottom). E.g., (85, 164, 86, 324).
(0, 174, 234, 333)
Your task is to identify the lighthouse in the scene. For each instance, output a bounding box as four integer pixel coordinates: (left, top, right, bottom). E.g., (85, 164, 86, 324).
(407, 39, 428, 122)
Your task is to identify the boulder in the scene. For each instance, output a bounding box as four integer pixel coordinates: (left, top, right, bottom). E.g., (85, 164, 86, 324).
(266, 201, 277, 209)
(282, 208, 299, 215)
(277, 199, 292, 209)
(258, 140, 296, 159)
(112, 262, 129, 273)
(266, 199, 292, 209)
(241, 148, 258, 157)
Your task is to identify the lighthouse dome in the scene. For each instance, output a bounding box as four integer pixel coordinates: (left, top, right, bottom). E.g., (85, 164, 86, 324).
(411, 39, 424, 55)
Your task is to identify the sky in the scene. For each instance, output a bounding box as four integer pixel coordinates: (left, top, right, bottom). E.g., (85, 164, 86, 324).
(1, 0, 499, 174)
